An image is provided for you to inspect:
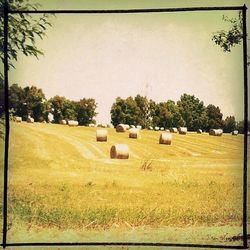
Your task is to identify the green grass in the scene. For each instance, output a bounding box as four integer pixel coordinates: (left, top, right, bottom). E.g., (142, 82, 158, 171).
(0, 121, 248, 245)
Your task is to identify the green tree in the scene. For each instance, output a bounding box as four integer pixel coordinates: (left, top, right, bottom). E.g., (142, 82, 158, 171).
(223, 116, 236, 133)
(206, 104, 224, 130)
(177, 94, 208, 131)
(165, 100, 184, 128)
(151, 100, 184, 129)
(124, 96, 140, 125)
(152, 102, 166, 127)
(148, 99, 157, 127)
(110, 96, 139, 126)
(43, 99, 51, 122)
(23, 85, 46, 121)
(152, 102, 171, 128)
(8, 83, 26, 117)
(134, 95, 150, 128)
(110, 97, 126, 126)
(49, 95, 68, 123)
(76, 98, 97, 125)
(8, 83, 47, 121)
(61, 99, 77, 121)
(50, 96, 97, 124)
(236, 120, 250, 134)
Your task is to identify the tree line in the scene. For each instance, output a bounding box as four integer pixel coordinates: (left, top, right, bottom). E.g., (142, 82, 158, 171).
(110, 94, 249, 133)
(0, 82, 97, 125)
(0, 82, 249, 133)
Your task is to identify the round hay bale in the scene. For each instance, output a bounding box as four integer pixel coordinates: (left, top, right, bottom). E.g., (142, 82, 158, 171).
(160, 127, 164, 131)
(178, 127, 187, 135)
(27, 117, 34, 123)
(209, 129, 216, 136)
(96, 129, 108, 142)
(124, 124, 130, 130)
(60, 119, 67, 125)
(129, 128, 140, 139)
(110, 144, 129, 159)
(154, 126, 159, 131)
(149, 126, 153, 130)
(107, 124, 114, 128)
(217, 129, 223, 136)
(116, 124, 126, 132)
(197, 129, 202, 134)
(232, 130, 238, 135)
(165, 129, 170, 132)
(15, 116, 22, 123)
(68, 120, 78, 126)
(159, 133, 172, 145)
(209, 129, 223, 136)
(48, 112, 54, 123)
(170, 127, 178, 133)
(136, 125, 142, 130)
(130, 125, 135, 128)
(89, 123, 96, 127)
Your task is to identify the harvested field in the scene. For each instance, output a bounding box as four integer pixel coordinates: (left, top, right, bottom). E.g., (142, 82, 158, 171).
(0, 121, 248, 246)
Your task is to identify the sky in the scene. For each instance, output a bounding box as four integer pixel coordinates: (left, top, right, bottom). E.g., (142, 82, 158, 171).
(8, 0, 249, 124)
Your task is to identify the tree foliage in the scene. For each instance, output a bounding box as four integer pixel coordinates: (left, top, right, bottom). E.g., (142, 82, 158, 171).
(206, 104, 224, 130)
(110, 93, 242, 132)
(152, 100, 184, 129)
(212, 12, 243, 53)
(111, 94, 214, 131)
(23, 85, 46, 121)
(9, 84, 47, 121)
(223, 116, 236, 133)
(111, 97, 133, 126)
(0, 0, 53, 119)
(6, 82, 244, 132)
(76, 98, 97, 125)
(0, 0, 53, 72)
(236, 120, 250, 134)
(177, 94, 208, 131)
(49, 95, 66, 123)
(8, 84, 98, 124)
(9, 83, 26, 117)
(134, 95, 151, 128)
(49, 97, 97, 125)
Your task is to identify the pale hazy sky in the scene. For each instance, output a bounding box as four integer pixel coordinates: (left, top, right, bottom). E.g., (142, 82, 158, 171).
(8, 0, 249, 123)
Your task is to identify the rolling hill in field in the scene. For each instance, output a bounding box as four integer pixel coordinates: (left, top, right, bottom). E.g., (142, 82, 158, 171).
(1, 121, 248, 245)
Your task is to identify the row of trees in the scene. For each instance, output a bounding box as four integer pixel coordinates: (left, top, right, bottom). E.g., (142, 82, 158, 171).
(0, 82, 248, 133)
(110, 94, 247, 132)
(5, 83, 97, 125)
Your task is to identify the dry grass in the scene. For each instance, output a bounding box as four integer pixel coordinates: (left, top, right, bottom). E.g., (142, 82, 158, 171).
(0, 121, 249, 245)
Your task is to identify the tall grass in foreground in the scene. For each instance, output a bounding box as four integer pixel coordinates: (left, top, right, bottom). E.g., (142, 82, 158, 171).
(7, 177, 242, 230)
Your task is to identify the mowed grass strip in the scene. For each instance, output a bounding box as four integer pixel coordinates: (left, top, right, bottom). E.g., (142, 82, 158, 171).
(5, 122, 245, 230)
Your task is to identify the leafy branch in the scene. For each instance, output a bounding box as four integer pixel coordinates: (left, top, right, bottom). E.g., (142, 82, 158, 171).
(0, 0, 54, 72)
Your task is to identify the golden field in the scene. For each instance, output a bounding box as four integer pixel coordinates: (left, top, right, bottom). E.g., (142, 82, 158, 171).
(0, 121, 249, 247)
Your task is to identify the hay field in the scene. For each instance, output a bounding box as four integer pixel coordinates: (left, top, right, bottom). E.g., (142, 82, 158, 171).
(1, 121, 248, 246)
